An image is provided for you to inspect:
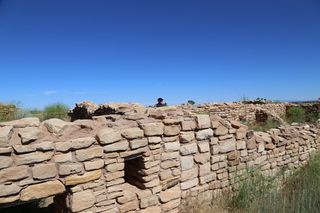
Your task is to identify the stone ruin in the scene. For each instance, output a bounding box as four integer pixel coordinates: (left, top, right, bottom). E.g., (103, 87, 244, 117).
(0, 100, 319, 212)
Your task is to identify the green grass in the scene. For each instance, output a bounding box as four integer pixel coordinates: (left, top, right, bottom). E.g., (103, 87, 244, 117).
(247, 117, 281, 131)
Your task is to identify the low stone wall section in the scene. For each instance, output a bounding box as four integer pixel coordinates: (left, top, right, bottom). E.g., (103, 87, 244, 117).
(0, 105, 319, 212)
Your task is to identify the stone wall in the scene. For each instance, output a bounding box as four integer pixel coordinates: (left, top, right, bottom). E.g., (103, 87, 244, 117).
(0, 101, 320, 213)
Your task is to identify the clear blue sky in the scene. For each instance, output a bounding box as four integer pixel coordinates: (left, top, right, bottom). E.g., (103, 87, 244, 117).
(1, 0, 319, 109)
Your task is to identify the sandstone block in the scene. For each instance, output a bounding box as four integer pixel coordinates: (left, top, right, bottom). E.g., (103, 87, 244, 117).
(59, 164, 83, 175)
(0, 117, 40, 128)
(161, 198, 180, 212)
(14, 151, 54, 165)
(164, 141, 180, 151)
(140, 195, 159, 208)
(121, 127, 144, 139)
(161, 152, 179, 161)
(140, 123, 164, 136)
(106, 163, 125, 172)
(97, 128, 122, 144)
(0, 195, 19, 204)
(55, 137, 96, 152)
(148, 136, 162, 144)
(117, 190, 137, 204)
(159, 186, 180, 203)
(199, 162, 211, 176)
(0, 165, 29, 183)
(219, 139, 236, 153)
(164, 125, 180, 136)
(0, 184, 21, 197)
(198, 141, 210, 152)
(181, 166, 198, 181)
(193, 115, 211, 129)
(13, 141, 54, 154)
(0, 155, 13, 169)
(84, 159, 105, 171)
(161, 160, 180, 169)
(214, 125, 228, 136)
(194, 153, 210, 164)
(129, 138, 148, 149)
(75, 147, 103, 161)
(105, 171, 124, 181)
(236, 140, 246, 150)
(139, 206, 161, 213)
(196, 129, 214, 140)
(20, 180, 65, 201)
(181, 120, 196, 131)
(0, 126, 13, 147)
(179, 131, 195, 143)
(123, 113, 147, 120)
(199, 173, 216, 185)
(160, 176, 180, 190)
(0, 147, 12, 154)
(104, 140, 129, 152)
(44, 118, 77, 136)
(119, 200, 139, 213)
(230, 120, 241, 129)
(181, 156, 194, 171)
(246, 137, 256, 149)
(54, 152, 72, 163)
(235, 127, 247, 140)
(65, 170, 102, 185)
(211, 120, 220, 129)
(32, 163, 57, 179)
(18, 127, 44, 144)
(67, 190, 95, 212)
(180, 143, 197, 155)
(181, 178, 198, 190)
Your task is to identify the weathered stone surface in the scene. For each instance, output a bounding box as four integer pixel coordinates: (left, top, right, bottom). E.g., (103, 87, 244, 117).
(0, 147, 12, 154)
(199, 162, 211, 176)
(181, 120, 196, 131)
(119, 200, 139, 213)
(195, 129, 213, 140)
(129, 138, 148, 149)
(0, 165, 29, 183)
(54, 152, 72, 163)
(214, 125, 229, 136)
(67, 190, 95, 212)
(97, 128, 122, 144)
(18, 127, 44, 144)
(13, 141, 54, 154)
(75, 147, 103, 161)
(163, 119, 181, 125)
(140, 195, 159, 208)
(139, 123, 164, 136)
(0, 155, 13, 169)
(180, 143, 197, 155)
(0, 117, 40, 128)
(32, 163, 57, 179)
(219, 139, 236, 153)
(104, 140, 129, 152)
(121, 127, 144, 139)
(236, 140, 246, 150)
(193, 115, 211, 129)
(20, 180, 65, 201)
(44, 118, 77, 136)
(65, 170, 102, 185)
(161, 160, 179, 169)
(148, 136, 162, 144)
(123, 112, 147, 120)
(164, 141, 180, 151)
(181, 166, 198, 181)
(179, 131, 195, 143)
(162, 198, 180, 212)
(55, 137, 96, 152)
(0, 184, 21, 197)
(235, 127, 247, 140)
(159, 186, 180, 203)
(106, 163, 125, 172)
(14, 151, 54, 165)
(164, 125, 180, 136)
(181, 178, 198, 190)
(181, 156, 194, 171)
(197, 141, 210, 152)
(200, 173, 216, 185)
(0, 195, 19, 204)
(0, 126, 13, 147)
(161, 152, 179, 161)
(84, 159, 105, 171)
(59, 164, 83, 175)
(230, 120, 241, 129)
(117, 190, 137, 204)
(194, 153, 210, 164)
(139, 206, 161, 213)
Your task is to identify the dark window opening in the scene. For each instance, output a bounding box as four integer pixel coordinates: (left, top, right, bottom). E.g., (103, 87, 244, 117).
(124, 153, 146, 189)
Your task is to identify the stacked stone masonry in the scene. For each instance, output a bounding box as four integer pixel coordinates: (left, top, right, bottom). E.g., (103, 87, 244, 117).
(0, 101, 320, 213)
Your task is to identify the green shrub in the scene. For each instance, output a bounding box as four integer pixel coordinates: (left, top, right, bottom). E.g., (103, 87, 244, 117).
(286, 106, 306, 123)
(248, 117, 281, 132)
(14, 108, 33, 120)
(43, 102, 70, 121)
